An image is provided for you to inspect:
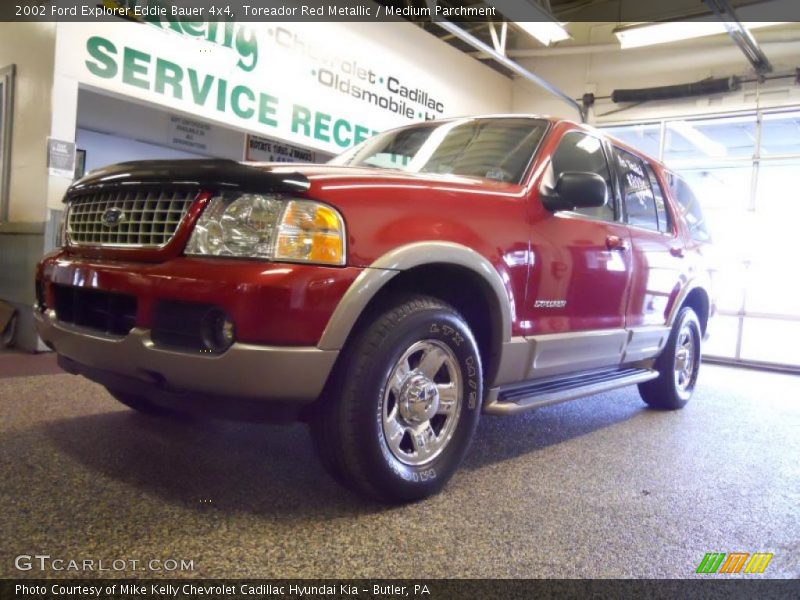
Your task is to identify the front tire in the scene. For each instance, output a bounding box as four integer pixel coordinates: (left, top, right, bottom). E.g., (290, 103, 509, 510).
(311, 295, 482, 503)
(639, 307, 702, 410)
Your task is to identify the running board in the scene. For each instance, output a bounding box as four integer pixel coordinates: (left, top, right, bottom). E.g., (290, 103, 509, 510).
(484, 367, 659, 416)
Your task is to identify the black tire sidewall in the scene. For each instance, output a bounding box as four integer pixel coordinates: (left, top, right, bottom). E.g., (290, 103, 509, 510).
(656, 307, 702, 407)
(346, 306, 482, 501)
(675, 308, 702, 399)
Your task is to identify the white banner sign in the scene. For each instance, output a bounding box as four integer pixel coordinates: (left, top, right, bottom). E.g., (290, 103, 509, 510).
(47, 138, 76, 178)
(245, 134, 316, 163)
(167, 114, 212, 152)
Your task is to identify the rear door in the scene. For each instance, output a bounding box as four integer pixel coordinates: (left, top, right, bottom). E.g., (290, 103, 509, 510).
(612, 147, 685, 332)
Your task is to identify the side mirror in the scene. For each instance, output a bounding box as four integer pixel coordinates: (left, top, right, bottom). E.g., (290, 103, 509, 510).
(542, 171, 608, 212)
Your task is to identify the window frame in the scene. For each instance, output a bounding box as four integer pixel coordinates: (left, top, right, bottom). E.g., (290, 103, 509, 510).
(0, 64, 15, 223)
(645, 163, 675, 236)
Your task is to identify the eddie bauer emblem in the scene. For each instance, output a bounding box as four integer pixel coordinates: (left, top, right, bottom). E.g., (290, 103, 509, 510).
(534, 299, 567, 308)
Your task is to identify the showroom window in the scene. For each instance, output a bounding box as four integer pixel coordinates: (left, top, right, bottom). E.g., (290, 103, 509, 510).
(551, 131, 615, 222)
(666, 171, 710, 242)
(604, 122, 661, 158)
(601, 109, 800, 369)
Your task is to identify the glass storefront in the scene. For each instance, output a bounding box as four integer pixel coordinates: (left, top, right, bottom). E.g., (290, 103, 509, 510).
(603, 108, 800, 369)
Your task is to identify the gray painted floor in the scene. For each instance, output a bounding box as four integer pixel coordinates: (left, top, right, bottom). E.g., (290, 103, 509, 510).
(0, 362, 797, 579)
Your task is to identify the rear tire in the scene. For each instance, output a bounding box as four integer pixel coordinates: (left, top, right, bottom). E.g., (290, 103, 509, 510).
(310, 295, 482, 503)
(639, 307, 701, 410)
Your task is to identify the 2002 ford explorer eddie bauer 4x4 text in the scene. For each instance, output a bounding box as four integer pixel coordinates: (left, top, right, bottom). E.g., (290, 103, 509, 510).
(35, 116, 714, 502)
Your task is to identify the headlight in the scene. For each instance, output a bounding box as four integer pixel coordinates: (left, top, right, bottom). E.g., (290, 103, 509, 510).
(185, 194, 346, 265)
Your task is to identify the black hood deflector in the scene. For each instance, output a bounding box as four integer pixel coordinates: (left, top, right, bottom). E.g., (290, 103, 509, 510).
(66, 159, 310, 200)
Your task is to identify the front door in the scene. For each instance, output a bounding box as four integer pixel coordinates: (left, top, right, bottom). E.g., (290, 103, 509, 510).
(522, 129, 633, 377)
(527, 130, 633, 335)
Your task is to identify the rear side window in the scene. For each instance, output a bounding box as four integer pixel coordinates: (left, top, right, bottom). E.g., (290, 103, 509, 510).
(551, 132, 615, 222)
(646, 165, 672, 234)
(615, 148, 658, 231)
(667, 172, 711, 242)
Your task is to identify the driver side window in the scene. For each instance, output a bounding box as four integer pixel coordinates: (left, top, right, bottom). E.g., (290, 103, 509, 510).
(551, 132, 615, 222)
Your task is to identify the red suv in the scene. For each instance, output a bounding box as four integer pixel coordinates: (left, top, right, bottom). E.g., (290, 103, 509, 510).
(35, 116, 713, 502)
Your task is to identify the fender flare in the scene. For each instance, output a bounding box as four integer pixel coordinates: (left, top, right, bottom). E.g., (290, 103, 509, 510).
(317, 241, 512, 352)
(666, 278, 711, 330)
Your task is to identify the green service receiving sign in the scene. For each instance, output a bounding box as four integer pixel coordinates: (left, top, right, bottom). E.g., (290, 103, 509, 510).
(84, 34, 378, 150)
(56, 21, 508, 155)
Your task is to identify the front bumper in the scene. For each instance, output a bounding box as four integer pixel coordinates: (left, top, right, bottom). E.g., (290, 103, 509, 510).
(37, 252, 363, 346)
(35, 309, 338, 403)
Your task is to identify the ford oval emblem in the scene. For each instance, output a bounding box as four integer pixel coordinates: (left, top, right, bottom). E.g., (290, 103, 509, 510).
(101, 207, 126, 228)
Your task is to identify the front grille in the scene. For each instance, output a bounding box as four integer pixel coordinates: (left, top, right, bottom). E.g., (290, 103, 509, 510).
(66, 189, 196, 247)
(53, 285, 137, 336)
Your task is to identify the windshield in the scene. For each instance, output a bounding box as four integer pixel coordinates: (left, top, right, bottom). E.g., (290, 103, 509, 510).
(329, 118, 549, 184)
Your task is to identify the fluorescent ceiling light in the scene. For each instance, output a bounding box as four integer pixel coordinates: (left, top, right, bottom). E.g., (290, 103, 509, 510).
(516, 21, 571, 46)
(615, 21, 786, 49)
(487, 1, 570, 46)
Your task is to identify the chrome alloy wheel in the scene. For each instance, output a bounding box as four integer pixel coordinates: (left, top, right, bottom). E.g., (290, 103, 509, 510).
(674, 323, 698, 399)
(381, 340, 463, 466)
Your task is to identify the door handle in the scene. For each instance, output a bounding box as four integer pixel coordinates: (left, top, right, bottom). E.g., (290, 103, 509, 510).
(605, 235, 628, 251)
(669, 246, 685, 258)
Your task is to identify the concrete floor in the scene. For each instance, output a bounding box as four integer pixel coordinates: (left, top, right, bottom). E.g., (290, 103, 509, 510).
(0, 356, 798, 579)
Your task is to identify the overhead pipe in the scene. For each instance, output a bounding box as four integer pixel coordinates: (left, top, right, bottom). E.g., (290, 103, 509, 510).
(704, 0, 774, 74)
(600, 69, 798, 106)
(611, 76, 741, 103)
(423, 0, 586, 121)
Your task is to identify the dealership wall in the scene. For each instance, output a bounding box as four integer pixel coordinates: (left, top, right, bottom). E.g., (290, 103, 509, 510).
(511, 25, 800, 123)
(0, 23, 57, 351)
(0, 23, 56, 222)
(76, 88, 244, 169)
(76, 129, 202, 172)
